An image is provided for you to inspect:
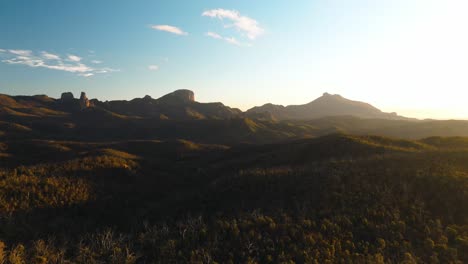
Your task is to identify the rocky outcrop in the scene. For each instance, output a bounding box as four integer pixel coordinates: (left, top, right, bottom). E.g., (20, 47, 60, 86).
(79, 92, 90, 109)
(60, 92, 74, 102)
(157, 89, 195, 104)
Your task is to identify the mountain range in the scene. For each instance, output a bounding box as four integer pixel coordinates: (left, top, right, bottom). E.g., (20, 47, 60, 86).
(2, 89, 468, 143)
(0, 89, 409, 121)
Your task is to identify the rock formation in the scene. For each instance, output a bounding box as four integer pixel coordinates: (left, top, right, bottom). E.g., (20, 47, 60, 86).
(60, 92, 74, 102)
(79, 92, 90, 109)
(158, 89, 195, 104)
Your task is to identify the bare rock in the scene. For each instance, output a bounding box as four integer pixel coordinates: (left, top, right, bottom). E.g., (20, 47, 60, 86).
(60, 92, 74, 102)
(157, 89, 195, 104)
(79, 92, 91, 109)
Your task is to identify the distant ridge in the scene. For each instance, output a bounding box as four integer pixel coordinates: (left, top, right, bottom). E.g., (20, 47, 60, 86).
(93, 89, 242, 120)
(246, 92, 409, 120)
(1, 90, 410, 121)
(3, 90, 468, 143)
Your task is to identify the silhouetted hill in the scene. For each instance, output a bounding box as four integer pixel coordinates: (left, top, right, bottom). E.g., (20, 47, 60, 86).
(247, 92, 409, 120)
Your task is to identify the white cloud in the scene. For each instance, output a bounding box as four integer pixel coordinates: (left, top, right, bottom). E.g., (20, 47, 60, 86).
(150, 25, 188, 36)
(202, 9, 264, 40)
(8, 49, 33, 56)
(1, 49, 119, 77)
(78, 73, 94, 77)
(94, 67, 120, 74)
(205, 32, 251, 47)
(45, 63, 92, 73)
(206, 32, 223, 39)
(148, 65, 159, 71)
(67, 54, 82, 62)
(41, 51, 61, 60)
(91, 60, 102, 64)
(0, 49, 5, 52)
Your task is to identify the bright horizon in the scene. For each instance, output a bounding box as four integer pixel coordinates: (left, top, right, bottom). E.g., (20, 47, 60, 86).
(1, 0, 467, 120)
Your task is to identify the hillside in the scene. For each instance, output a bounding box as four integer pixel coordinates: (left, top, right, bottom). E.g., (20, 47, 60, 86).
(1, 134, 468, 263)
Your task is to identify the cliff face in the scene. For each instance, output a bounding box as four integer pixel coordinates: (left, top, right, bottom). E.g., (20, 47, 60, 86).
(157, 89, 195, 104)
(79, 92, 90, 109)
(60, 92, 74, 102)
(59, 92, 92, 110)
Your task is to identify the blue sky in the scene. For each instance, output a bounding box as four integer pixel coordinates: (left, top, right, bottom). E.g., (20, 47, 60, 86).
(1, 0, 467, 119)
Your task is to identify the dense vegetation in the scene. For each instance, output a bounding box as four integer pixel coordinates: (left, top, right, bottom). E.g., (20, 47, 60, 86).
(0, 134, 467, 263)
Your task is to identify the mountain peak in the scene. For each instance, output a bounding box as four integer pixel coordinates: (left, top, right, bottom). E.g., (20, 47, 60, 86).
(157, 89, 195, 104)
(321, 92, 342, 99)
(247, 92, 408, 120)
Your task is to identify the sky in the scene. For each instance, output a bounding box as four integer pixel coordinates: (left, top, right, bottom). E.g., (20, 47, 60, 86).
(1, 0, 467, 119)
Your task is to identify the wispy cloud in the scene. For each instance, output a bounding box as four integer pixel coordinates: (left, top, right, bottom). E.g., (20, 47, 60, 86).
(1, 49, 118, 77)
(94, 67, 119, 74)
(148, 65, 159, 71)
(150, 25, 188, 36)
(41, 51, 61, 60)
(0, 49, 5, 52)
(78, 73, 94, 77)
(67, 54, 82, 62)
(225, 37, 243, 46)
(91, 60, 102, 64)
(205, 32, 251, 47)
(206, 32, 223, 40)
(9, 49, 33, 56)
(202, 9, 264, 40)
